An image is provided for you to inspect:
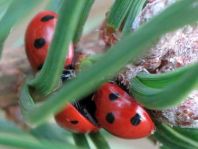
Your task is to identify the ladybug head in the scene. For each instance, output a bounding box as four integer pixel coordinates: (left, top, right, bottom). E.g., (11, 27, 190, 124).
(61, 66, 76, 82)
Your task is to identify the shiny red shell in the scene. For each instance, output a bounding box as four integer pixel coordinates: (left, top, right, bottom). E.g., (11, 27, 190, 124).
(93, 82, 155, 139)
(25, 11, 74, 71)
(55, 103, 98, 133)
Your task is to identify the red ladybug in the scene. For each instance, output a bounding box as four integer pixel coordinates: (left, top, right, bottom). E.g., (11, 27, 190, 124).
(25, 10, 74, 71)
(93, 82, 155, 139)
(55, 103, 98, 133)
(55, 70, 98, 133)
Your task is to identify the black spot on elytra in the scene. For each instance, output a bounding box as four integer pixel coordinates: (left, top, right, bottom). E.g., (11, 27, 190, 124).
(109, 93, 119, 101)
(34, 38, 46, 49)
(130, 113, 141, 126)
(70, 120, 79, 125)
(37, 64, 43, 71)
(41, 15, 55, 22)
(106, 113, 115, 124)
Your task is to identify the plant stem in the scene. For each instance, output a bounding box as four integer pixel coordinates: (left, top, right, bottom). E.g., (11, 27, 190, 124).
(72, 133, 90, 149)
(89, 132, 110, 149)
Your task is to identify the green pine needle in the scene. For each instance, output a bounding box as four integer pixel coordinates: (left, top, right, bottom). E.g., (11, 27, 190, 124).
(73, 0, 95, 43)
(122, 0, 146, 35)
(0, 119, 78, 149)
(89, 132, 110, 149)
(46, 0, 64, 13)
(107, 0, 134, 29)
(73, 134, 90, 149)
(0, 0, 42, 56)
(154, 122, 198, 149)
(131, 63, 198, 109)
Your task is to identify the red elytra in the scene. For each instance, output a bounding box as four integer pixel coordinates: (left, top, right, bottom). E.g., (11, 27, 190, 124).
(55, 103, 98, 133)
(93, 82, 155, 139)
(25, 10, 74, 71)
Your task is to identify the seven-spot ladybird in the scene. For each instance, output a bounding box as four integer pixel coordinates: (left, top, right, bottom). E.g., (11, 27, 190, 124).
(25, 10, 74, 71)
(55, 103, 99, 133)
(93, 82, 155, 139)
(55, 93, 99, 133)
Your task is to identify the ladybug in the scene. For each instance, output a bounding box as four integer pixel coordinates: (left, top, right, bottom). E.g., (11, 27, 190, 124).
(93, 82, 155, 139)
(55, 68, 99, 133)
(25, 10, 74, 71)
(55, 95, 99, 133)
(55, 103, 98, 133)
